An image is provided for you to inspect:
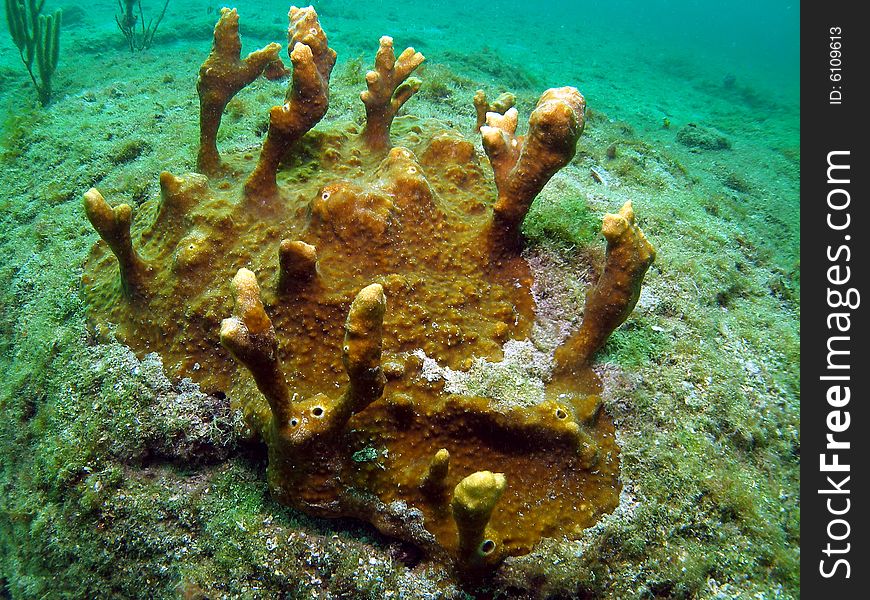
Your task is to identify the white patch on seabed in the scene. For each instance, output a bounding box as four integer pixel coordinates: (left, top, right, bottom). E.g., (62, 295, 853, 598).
(567, 483, 641, 558)
(409, 242, 602, 410)
(410, 340, 553, 410)
(407, 232, 642, 411)
(412, 348, 446, 382)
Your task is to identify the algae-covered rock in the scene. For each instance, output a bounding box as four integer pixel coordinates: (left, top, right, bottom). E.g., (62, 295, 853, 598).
(676, 122, 731, 150)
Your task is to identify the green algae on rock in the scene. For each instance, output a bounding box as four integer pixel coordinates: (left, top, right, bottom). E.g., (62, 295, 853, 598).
(81, 5, 655, 580)
(676, 122, 732, 150)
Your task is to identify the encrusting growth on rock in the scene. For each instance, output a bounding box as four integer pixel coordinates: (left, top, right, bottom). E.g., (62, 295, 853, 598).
(452, 471, 507, 575)
(481, 87, 587, 243)
(81, 5, 656, 583)
(196, 7, 287, 175)
(360, 36, 425, 151)
(555, 201, 656, 373)
(83, 188, 151, 299)
(473, 90, 516, 132)
(245, 6, 337, 199)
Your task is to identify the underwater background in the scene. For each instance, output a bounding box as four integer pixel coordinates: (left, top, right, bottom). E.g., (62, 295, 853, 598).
(1, 0, 799, 598)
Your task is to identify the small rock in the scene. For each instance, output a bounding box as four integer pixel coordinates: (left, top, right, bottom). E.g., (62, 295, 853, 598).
(676, 123, 731, 150)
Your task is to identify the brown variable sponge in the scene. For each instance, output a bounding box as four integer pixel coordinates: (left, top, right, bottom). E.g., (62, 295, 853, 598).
(473, 89, 515, 132)
(196, 7, 287, 175)
(554, 201, 656, 375)
(82, 5, 655, 581)
(481, 87, 587, 244)
(360, 35, 425, 151)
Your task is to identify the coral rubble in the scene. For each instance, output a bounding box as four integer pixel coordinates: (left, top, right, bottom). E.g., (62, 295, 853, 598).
(81, 5, 655, 581)
(675, 122, 731, 150)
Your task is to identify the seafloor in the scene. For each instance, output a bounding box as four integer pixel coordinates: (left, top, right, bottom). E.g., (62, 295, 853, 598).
(0, 1, 799, 598)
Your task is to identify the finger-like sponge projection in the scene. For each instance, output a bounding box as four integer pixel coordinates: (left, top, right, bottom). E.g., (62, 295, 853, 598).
(473, 89, 515, 132)
(220, 268, 295, 428)
(360, 36, 425, 151)
(277, 240, 318, 293)
(83, 188, 152, 299)
(452, 471, 507, 577)
(196, 8, 287, 175)
(481, 87, 587, 244)
(555, 201, 656, 374)
(245, 6, 336, 199)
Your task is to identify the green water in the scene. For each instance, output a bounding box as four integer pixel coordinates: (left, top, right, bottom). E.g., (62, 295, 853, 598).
(1, 1, 800, 598)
